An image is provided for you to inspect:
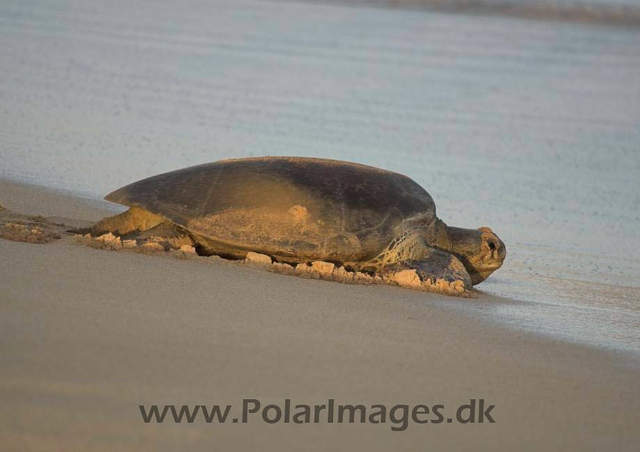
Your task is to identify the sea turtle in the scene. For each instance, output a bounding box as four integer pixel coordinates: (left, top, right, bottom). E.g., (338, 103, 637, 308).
(85, 157, 506, 292)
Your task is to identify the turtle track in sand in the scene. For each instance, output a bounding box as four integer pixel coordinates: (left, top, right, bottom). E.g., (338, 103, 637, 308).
(0, 205, 67, 244)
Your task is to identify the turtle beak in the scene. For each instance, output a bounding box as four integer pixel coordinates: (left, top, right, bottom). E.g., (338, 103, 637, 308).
(447, 226, 506, 285)
(471, 227, 506, 284)
(480, 227, 506, 263)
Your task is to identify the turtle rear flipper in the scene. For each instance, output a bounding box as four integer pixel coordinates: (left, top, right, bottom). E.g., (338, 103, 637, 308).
(71, 207, 165, 236)
(384, 247, 473, 296)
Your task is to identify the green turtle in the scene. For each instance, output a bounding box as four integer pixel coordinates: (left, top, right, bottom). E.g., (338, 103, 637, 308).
(85, 157, 506, 292)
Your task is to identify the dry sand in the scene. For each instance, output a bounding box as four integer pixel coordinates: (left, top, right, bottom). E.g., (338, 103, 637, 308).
(1, 181, 639, 451)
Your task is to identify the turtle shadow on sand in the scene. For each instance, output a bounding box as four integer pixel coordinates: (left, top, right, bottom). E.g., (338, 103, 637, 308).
(64, 157, 507, 298)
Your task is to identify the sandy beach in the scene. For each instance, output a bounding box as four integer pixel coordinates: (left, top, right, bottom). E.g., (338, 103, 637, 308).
(1, 0, 640, 449)
(1, 179, 639, 451)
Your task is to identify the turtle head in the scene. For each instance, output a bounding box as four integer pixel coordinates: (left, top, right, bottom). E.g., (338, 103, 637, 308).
(446, 225, 506, 285)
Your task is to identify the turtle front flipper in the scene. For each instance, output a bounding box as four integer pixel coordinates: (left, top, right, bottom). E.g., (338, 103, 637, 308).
(383, 247, 473, 296)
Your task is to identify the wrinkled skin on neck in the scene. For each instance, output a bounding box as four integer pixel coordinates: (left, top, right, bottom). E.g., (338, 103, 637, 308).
(438, 223, 506, 285)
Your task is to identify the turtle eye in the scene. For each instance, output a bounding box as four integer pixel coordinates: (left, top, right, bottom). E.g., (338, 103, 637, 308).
(488, 241, 496, 250)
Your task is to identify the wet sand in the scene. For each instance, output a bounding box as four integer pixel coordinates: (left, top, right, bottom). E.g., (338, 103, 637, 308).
(1, 181, 640, 451)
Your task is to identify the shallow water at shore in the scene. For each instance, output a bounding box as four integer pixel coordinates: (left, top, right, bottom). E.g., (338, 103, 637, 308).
(1, 0, 639, 353)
